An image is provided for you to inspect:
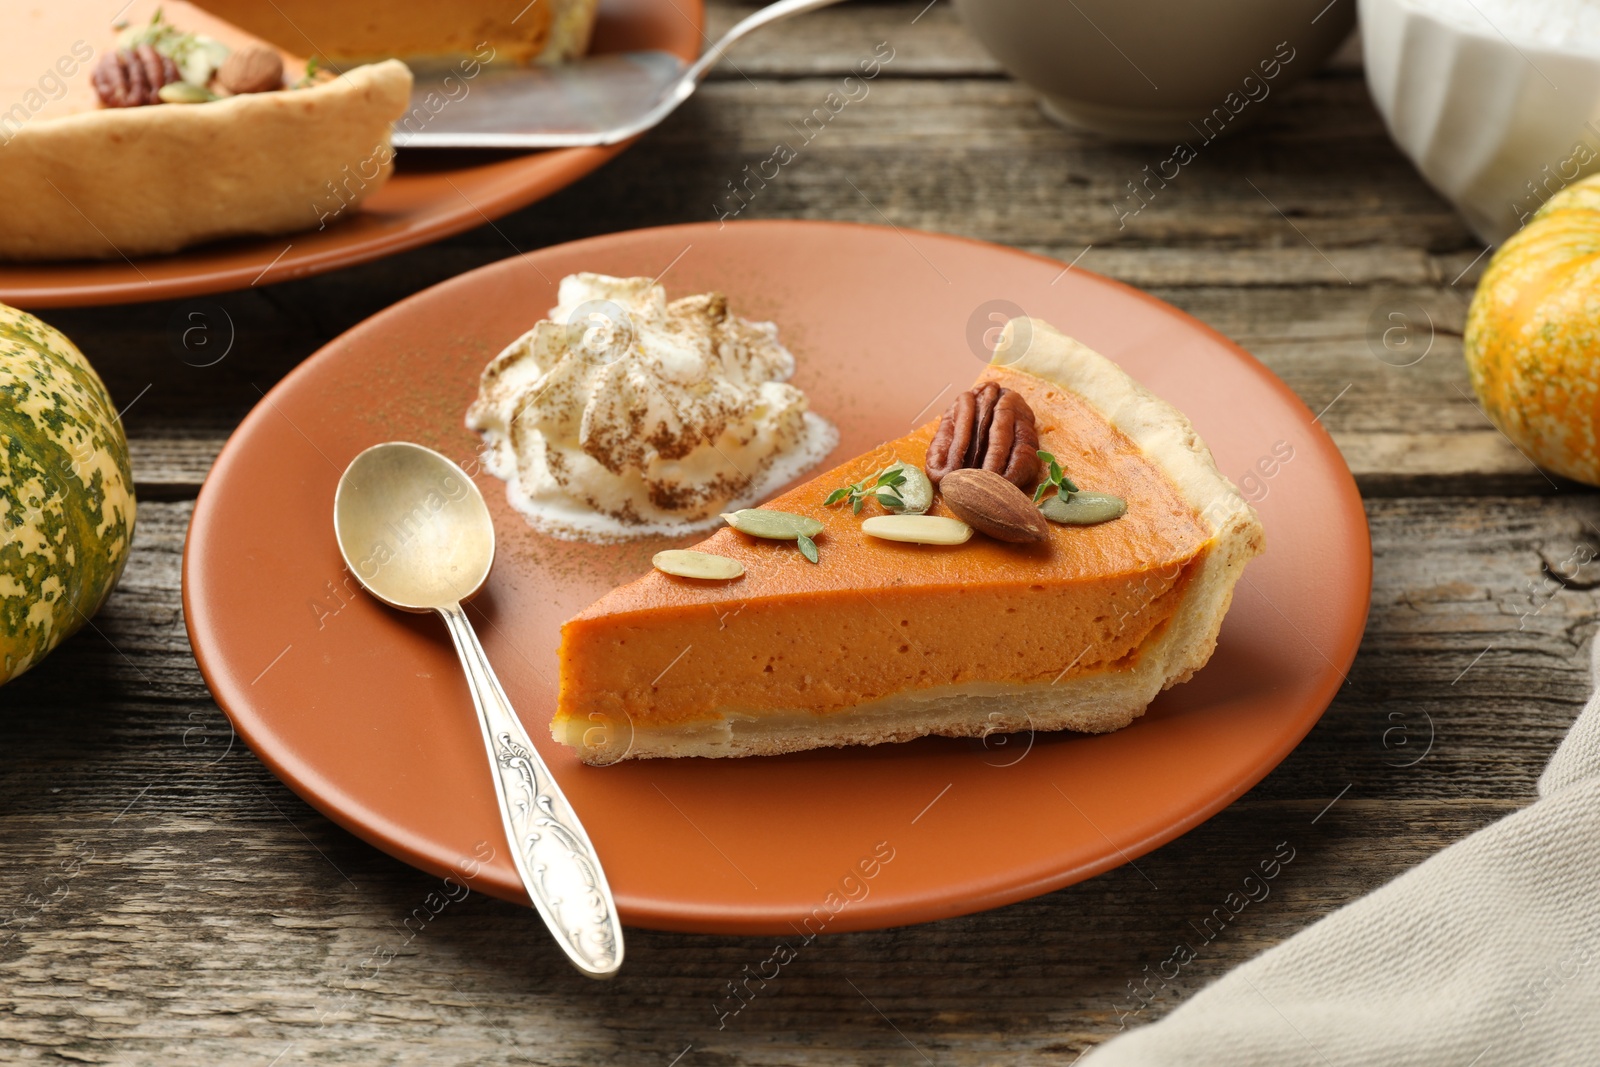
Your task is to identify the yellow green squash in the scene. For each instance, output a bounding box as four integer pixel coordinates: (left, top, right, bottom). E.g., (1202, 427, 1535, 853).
(1465, 173, 1600, 485)
(1, 302, 135, 684)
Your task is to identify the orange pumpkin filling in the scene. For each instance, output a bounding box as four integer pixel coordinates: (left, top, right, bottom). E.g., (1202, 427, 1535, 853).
(193, 0, 555, 65)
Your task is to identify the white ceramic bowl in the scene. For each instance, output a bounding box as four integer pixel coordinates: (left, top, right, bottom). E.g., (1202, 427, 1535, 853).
(1361, 0, 1600, 244)
(953, 0, 1354, 143)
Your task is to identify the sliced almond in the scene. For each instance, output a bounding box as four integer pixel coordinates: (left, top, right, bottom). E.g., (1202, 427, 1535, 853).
(861, 514, 973, 545)
(652, 549, 745, 580)
(939, 467, 1050, 543)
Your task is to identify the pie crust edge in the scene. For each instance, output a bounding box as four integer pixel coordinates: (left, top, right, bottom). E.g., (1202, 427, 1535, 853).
(0, 59, 412, 261)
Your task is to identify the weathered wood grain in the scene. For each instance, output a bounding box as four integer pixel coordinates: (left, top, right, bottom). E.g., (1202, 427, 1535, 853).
(3, 1, 1587, 1063)
(3, 493, 1596, 1063)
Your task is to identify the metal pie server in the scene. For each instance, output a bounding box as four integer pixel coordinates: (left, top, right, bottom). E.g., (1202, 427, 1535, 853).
(333, 441, 623, 978)
(394, 0, 847, 149)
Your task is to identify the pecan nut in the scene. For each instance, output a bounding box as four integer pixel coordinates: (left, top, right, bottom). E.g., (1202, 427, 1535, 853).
(92, 46, 181, 108)
(924, 381, 1040, 489)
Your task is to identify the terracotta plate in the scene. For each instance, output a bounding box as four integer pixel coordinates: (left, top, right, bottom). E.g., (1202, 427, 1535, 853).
(183, 220, 1370, 935)
(0, 0, 701, 310)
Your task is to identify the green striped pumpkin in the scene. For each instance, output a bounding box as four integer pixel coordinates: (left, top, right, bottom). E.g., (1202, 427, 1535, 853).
(1, 302, 135, 685)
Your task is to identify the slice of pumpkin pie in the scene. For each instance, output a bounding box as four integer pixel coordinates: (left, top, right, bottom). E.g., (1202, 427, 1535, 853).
(553, 318, 1265, 762)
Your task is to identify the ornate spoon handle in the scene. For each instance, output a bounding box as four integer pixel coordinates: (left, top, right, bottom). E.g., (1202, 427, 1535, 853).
(438, 602, 624, 978)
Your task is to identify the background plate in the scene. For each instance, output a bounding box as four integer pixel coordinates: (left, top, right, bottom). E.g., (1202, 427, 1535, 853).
(182, 220, 1371, 935)
(0, 0, 701, 309)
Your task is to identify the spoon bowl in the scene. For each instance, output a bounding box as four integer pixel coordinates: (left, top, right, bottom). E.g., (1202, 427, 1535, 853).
(333, 442, 494, 612)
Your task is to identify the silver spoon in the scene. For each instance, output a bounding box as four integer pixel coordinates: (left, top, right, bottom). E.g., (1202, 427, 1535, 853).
(394, 0, 848, 149)
(332, 441, 623, 979)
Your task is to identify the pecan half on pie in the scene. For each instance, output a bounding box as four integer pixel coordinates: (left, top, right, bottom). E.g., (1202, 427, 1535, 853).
(924, 381, 1040, 490)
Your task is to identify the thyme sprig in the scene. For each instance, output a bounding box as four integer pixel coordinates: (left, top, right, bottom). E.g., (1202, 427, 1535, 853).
(825, 465, 909, 514)
(1032, 450, 1080, 503)
(294, 56, 325, 89)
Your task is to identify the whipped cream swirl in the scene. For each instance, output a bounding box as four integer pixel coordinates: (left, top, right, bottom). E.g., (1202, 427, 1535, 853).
(466, 273, 837, 541)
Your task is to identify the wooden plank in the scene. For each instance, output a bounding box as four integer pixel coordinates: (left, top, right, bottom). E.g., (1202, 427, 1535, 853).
(567, 76, 1468, 253)
(128, 438, 227, 500)
(2, 494, 1590, 1061)
(0, 799, 1521, 1064)
(1335, 431, 1556, 497)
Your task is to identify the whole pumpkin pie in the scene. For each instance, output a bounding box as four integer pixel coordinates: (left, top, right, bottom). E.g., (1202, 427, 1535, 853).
(553, 318, 1265, 762)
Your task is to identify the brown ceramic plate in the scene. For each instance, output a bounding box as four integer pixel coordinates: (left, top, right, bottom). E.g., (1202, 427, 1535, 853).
(183, 220, 1370, 935)
(0, 0, 701, 310)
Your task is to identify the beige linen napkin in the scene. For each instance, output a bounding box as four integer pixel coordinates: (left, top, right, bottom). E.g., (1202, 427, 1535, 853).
(1084, 641, 1600, 1066)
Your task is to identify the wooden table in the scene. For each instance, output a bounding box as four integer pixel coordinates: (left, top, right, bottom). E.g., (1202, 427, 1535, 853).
(4, 2, 1584, 1062)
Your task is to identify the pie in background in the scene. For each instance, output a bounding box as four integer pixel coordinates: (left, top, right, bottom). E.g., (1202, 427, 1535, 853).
(193, 0, 601, 66)
(1, 0, 603, 261)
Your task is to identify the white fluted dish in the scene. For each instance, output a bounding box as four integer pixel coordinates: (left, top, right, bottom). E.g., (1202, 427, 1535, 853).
(1361, 0, 1600, 244)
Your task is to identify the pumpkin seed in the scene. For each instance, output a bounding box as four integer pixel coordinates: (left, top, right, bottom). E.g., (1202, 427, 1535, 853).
(721, 508, 824, 540)
(880, 462, 933, 515)
(158, 81, 217, 104)
(861, 514, 973, 545)
(652, 550, 745, 580)
(1039, 492, 1126, 526)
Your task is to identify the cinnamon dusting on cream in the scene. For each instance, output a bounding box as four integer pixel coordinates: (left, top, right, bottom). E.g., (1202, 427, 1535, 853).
(466, 273, 837, 542)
